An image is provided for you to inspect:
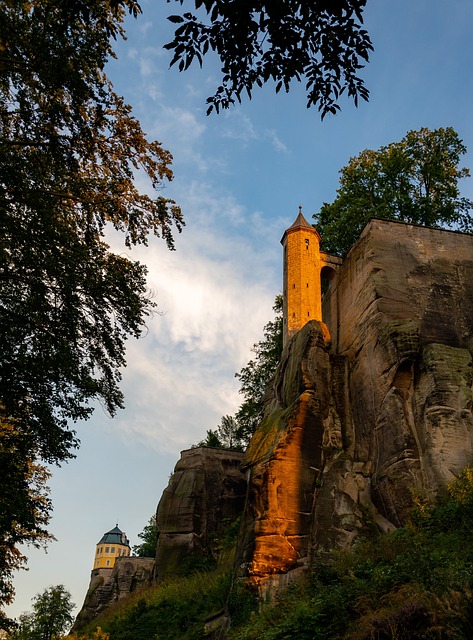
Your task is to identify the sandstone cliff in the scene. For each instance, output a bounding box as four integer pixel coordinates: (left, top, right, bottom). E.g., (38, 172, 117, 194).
(74, 448, 246, 627)
(155, 447, 246, 577)
(75, 219, 473, 621)
(238, 219, 473, 590)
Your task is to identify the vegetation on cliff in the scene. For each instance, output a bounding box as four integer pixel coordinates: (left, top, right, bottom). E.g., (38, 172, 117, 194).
(315, 127, 473, 255)
(133, 516, 157, 558)
(70, 467, 473, 640)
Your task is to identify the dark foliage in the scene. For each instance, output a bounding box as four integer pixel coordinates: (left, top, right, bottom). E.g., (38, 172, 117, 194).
(165, 0, 373, 117)
(0, 0, 182, 611)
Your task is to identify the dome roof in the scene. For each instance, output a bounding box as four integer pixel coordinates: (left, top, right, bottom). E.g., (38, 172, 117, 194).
(97, 524, 130, 547)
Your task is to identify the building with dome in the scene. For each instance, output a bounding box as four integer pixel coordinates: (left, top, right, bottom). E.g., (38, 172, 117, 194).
(93, 524, 131, 569)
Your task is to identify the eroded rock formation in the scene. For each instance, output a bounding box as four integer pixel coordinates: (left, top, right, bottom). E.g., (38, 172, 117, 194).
(74, 448, 246, 628)
(155, 447, 246, 577)
(73, 557, 155, 630)
(238, 220, 473, 590)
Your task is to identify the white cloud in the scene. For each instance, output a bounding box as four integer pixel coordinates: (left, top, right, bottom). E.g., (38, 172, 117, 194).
(220, 111, 289, 153)
(265, 128, 289, 153)
(105, 185, 280, 453)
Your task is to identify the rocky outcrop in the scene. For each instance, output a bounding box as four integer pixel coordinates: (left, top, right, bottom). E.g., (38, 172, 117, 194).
(74, 448, 246, 628)
(155, 447, 246, 578)
(238, 220, 473, 590)
(73, 557, 154, 630)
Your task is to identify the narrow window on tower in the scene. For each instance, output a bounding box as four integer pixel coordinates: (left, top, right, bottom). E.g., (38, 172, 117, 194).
(306, 283, 309, 287)
(292, 283, 296, 289)
(305, 238, 309, 249)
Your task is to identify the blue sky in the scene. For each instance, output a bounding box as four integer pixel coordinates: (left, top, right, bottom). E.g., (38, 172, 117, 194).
(7, 0, 473, 619)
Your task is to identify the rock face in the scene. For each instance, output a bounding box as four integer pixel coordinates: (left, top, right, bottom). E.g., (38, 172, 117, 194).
(74, 448, 246, 628)
(155, 447, 247, 577)
(238, 220, 473, 588)
(73, 557, 155, 630)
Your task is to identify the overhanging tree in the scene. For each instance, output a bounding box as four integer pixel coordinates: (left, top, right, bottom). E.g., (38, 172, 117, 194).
(0, 0, 183, 614)
(314, 127, 473, 255)
(165, 0, 373, 117)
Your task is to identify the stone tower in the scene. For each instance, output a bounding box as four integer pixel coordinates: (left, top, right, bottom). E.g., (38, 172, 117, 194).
(281, 207, 323, 346)
(93, 524, 130, 569)
(281, 207, 342, 346)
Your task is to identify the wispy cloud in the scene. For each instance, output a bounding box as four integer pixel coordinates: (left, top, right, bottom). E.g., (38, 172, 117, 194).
(106, 184, 280, 453)
(220, 111, 289, 153)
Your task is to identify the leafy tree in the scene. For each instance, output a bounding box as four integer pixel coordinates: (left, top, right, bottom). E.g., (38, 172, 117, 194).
(133, 515, 157, 558)
(0, 424, 52, 627)
(216, 415, 242, 450)
(165, 0, 373, 117)
(195, 429, 223, 449)
(234, 296, 283, 444)
(12, 585, 75, 640)
(314, 127, 473, 255)
(0, 0, 183, 613)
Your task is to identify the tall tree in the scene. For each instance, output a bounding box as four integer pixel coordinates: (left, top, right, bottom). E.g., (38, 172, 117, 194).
(11, 585, 75, 640)
(314, 127, 473, 255)
(0, 0, 182, 614)
(165, 0, 373, 117)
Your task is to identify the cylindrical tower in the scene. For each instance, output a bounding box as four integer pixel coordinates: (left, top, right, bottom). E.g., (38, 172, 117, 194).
(281, 207, 322, 346)
(93, 524, 130, 569)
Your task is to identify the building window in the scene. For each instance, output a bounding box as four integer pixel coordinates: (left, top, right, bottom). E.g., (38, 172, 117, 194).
(111, 547, 115, 554)
(105, 547, 110, 554)
(306, 283, 309, 287)
(305, 238, 309, 249)
(96, 549, 99, 555)
(292, 283, 296, 289)
(106, 560, 110, 566)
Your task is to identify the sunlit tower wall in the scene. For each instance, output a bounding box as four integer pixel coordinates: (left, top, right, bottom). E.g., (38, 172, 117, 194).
(281, 208, 323, 347)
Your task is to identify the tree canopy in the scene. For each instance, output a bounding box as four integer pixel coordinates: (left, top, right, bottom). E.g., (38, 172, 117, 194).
(314, 127, 473, 255)
(0, 0, 182, 614)
(234, 296, 283, 444)
(11, 585, 75, 640)
(165, 0, 373, 117)
(133, 515, 157, 558)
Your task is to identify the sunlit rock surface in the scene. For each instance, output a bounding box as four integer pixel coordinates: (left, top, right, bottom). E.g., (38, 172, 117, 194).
(238, 220, 473, 587)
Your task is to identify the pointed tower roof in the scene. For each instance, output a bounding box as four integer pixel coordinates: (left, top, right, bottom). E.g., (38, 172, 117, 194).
(97, 524, 130, 547)
(281, 206, 321, 244)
